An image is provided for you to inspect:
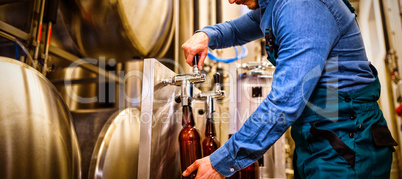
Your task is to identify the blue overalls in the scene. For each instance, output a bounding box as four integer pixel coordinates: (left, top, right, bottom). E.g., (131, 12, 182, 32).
(263, 2, 398, 177)
(291, 66, 397, 178)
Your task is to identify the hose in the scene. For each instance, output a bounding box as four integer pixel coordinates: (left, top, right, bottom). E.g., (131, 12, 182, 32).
(13, 41, 19, 60)
(207, 45, 248, 63)
(0, 31, 36, 68)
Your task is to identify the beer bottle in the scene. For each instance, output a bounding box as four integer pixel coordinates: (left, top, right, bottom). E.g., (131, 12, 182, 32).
(202, 117, 220, 156)
(179, 104, 202, 179)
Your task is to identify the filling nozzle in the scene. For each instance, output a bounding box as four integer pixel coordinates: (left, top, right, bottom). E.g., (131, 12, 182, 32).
(196, 72, 225, 99)
(206, 96, 214, 119)
(181, 80, 193, 106)
(162, 56, 207, 106)
(212, 72, 225, 99)
(195, 73, 226, 117)
(162, 55, 206, 86)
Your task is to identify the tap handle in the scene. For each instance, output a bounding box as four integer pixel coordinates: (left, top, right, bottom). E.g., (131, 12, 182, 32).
(193, 55, 199, 72)
(214, 72, 220, 84)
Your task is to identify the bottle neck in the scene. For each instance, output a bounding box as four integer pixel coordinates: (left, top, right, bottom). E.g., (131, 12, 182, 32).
(205, 118, 216, 137)
(182, 105, 195, 127)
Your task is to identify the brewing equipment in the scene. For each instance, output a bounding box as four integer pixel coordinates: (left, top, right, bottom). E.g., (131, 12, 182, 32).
(57, 0, 175, 61)
(139, 58, 197, 178)
(229, 61, 286, 178)
(88, 107, 141, 179)
(0, 57, 81, 179)
(162, 56, 206, 178)
(195, 73, 225, 156)
(48, 66, 114, 110)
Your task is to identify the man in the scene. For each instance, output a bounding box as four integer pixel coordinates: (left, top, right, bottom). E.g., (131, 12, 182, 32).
(181, 0, 397, 178)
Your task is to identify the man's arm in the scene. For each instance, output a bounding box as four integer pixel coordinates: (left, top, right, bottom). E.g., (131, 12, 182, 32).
(209, 0, 340, 176)
(200, 9, 264, 49)
(182, 10, 264, 69)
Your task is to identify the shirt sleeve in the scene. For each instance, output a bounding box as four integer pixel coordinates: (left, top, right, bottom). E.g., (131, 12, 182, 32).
(198, 9, 264, 50)
(209, 1, 340, 177)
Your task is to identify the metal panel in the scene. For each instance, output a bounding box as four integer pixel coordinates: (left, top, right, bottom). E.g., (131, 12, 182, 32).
(0, 57, 81, 179)
(71, 108, 118, 179)
(231, 62, 286, 178)
(139, 58, 202, 178)
(138, 58, 180, 178)
(228, 62, 238, 135)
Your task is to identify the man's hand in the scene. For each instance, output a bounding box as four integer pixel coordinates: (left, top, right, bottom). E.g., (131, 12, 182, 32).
(183, 156, 225, 179)
(181, 32, 209, 70)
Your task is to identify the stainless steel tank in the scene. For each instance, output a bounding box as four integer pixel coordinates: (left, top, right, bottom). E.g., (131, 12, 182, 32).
(88, 107, 141, 179)
(0, 1, 34, 33)
(58, 0, 175, 61)
(0, 57, 81, 178)
(47, 66, 118, 111)
(71, 108, 118, 179)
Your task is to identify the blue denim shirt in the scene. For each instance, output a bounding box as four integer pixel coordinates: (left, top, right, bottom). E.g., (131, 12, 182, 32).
(200, 0, 375, 177)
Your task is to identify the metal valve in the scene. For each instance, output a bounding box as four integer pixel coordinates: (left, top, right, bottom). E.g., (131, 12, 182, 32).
(194, 73, 226, 119)
(162, 55, 206, 86)
(196, 72, 225, 100)
(162, 55, 206, 106)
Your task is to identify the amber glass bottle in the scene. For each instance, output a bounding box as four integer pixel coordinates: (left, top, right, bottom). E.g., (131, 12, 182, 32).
(227, 161, 259, 179)
(202, 118, 220, 156)
(240, 161, 259, 179)
(179, 105, 202, 179)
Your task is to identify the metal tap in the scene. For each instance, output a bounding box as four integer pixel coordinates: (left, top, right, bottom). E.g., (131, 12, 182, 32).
(162, 55, 206, 106)
(195, 73, 225, 119)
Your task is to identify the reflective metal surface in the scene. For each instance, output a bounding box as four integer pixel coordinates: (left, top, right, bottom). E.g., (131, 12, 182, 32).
(0, 57, 81, 178)
(124, 60, 144, 108)
(47, 66, 117, 110)
(139, 58, 181, 179)
(235, 63, 286, 178)
(177, 0, 194, 73)
(71, 108, 118, 179)
(0, 1, 35, 33)
(58, 0, 174, 61)
(0, 1, 35, 60)
(88, 107, 141, 179)
(139, 58, 203, 178)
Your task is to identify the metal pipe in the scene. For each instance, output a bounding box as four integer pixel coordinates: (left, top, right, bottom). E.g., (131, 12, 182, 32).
(215, 0, 222, 23)
(33, 0, 46, 64)
(181, 80, 193, 106)
(193, 0, 200, 30)
(0, 31, 36, 69)
(49, 46, 124, 84)
(42, 22, 52, 76)
(179, 0, 194, 74)
(174, 0, 180, 73)
(0, 21, 30, 40)
(206, 96, 214, 119)
(42, 0, 60, 75)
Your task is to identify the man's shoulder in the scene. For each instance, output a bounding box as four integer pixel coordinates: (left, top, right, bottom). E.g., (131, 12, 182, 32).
(272, 0, 330, 15)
